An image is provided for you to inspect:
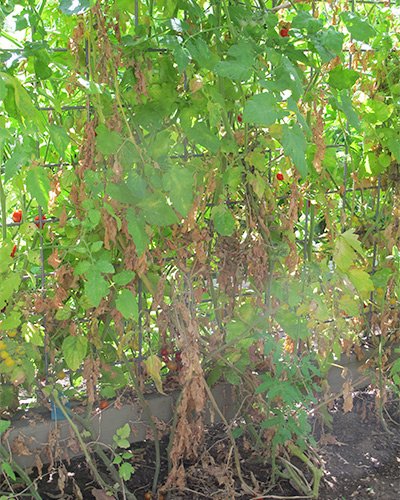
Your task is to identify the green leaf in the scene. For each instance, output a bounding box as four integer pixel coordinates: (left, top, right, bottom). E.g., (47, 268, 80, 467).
(59, 0, 90, 16)
(348, 267, 374, 297)
(0, 74, 6, 100)
(211, 205, 235, 236)
(49, 124, 70, 157)
(389, 358, 400, 377)
(1, 462, 16, 481)
(231, 426, 243, 439)
(3, 150, 30, 182)
(106, 182, 133, 203)
(319, 28, 345, 57)
(333, 235, 356, 272)
(388, 137, 400, 162)
(340, 11, 376, 42)
(114, 271, 135, 286)
(274, 309, 309, 340)
(338, 295, 360, 317)
(281, 123, 308, 179)
(22, 322, 44, 347)
(96, 124, 124, 155)
(126, 209, 149, 257)
(292, 10, 323, 34)
(137, 194, 178, 226)
(13, 80, 40, 121)
(126, 171, 147, 200)
(362, 99, 393, 127)
(341, 228, 364, 257)
(0, 420, 11, 434)
(85, 269, 110, 307)
(25, 167, 50, 209)
(95, 260, 114, 274)
(119, 462, 135, 481)
(172, 44, 190, 73)
(187, 123, 220, 153)
(115, 289, 139, 320)
(328, 65, 359, 91)
(117, 423, 131, 439)
(162, 165, 194, 217)
(334, 93, 361, 131)
(213, 60, 253, 81)
(91, 241, 103, 253)
(62, 335, 88, 371)
(73, 261, 90, 275)
(88, 208, 101, 226)
(186, 38, 218, 71)
(243, 92, 285, 127)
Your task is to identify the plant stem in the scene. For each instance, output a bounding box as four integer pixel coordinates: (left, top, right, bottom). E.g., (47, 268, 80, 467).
(72, 411, 138, 500)
(109, 333, 161, 494)
(201, 377, 256, 496)
(0, 443, 43, 500)
(50, 393, 112, 491)
(0, 163, 8, 241)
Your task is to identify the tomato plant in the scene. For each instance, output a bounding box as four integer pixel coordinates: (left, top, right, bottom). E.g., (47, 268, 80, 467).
(0, 0, 399, 498)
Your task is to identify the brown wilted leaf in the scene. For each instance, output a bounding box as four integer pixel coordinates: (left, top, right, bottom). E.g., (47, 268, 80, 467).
(35, 454, 43, 478)
(59, 206, 68, 228)
(319, 433, 347, 446)
(48, 249, 62, 269)
(343, 380, 354, 413)
(353, 342, 365, 361)
(91, 489, 116, 500)
(11, 435, 32, 456)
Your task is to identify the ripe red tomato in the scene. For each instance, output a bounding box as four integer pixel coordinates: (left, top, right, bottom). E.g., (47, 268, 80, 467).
(10, 245, 17, 258)
(34, 215, 47, 228)
(99, 400, 109, 410)
(160, 348, 169, 357)
(12, 210, 22, 223)
(175, 351, 182, 362)
(276, 172, 284, 181)
(280, 28, 290, 37)
(237, 114, 242, 123)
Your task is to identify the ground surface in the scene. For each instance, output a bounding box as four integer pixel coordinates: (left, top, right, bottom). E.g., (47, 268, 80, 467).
(2, 388, 400, 499)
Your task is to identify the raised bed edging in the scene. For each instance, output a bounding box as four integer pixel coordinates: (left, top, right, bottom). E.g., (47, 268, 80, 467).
(3, 383, 237, 469)
(4, 344, 398, 469)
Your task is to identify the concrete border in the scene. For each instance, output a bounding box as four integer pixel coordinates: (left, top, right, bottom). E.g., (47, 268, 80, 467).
(3, 345, 395, 470)
(2, 383, 237, 469)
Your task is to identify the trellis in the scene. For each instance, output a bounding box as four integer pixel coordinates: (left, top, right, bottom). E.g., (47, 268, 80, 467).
(0, 0, 396, 393)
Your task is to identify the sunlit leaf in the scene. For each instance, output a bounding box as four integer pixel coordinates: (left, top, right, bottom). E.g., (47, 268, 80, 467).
(340, 11, 376, 42)
(144, 355, 165, 394)
(49, 124, 70, 157)
(62, 335, 88, 371)
(25, 167, 50, 209)
(59, 0, 91, 16)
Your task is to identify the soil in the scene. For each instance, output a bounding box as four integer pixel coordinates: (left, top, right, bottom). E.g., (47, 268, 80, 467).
(2, 388, 400, 500)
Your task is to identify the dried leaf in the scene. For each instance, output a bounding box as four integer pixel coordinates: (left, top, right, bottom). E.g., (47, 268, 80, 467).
(343, 380, 354, 413)
(91, 489, 116, 500)
(144, 355, 165, 395)
(11, 435, 32, 456)
(48, 249, 62, 268)
(59, 206, 68, 228)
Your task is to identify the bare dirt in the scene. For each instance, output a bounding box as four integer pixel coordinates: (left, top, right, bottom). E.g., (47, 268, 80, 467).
(2, 388, 400, 500)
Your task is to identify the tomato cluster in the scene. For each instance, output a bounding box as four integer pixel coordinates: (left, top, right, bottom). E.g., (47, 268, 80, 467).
(160, 346, 183, 376)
